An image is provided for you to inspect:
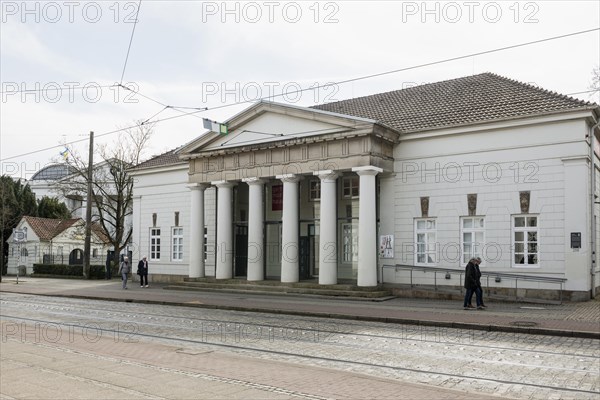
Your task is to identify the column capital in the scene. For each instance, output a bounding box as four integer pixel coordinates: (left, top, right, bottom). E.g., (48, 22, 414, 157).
(211, 180, 237, 188)
(352, 166, 383, 176)
(314, 170, 340, 182)
(276, 174, 303, 183)
(186, 183, 210, 191)
(242, 177, 267, 186)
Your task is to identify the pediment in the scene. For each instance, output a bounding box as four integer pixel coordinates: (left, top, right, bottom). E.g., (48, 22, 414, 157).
(179, 101, 377, 158)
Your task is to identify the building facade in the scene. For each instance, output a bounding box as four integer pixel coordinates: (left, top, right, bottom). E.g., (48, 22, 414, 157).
(130, 73, 600, 300)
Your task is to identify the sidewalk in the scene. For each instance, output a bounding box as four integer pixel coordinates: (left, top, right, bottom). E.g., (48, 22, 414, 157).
(1, 277, 599, 339)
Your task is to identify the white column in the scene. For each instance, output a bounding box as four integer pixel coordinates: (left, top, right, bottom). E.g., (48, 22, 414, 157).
(276, 174, 302, 283)
(315, 170, 340, 285)
(212, 180, 236, 279)
(187, 183, 208, 278)
(352, 166, 383, 287)
(243, 177, 266, 281)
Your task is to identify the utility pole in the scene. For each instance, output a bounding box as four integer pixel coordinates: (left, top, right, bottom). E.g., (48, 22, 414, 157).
(83, 131, 94, 279)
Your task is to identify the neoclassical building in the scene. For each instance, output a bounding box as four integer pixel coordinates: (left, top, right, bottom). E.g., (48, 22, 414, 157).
(129, 73, 600, 299)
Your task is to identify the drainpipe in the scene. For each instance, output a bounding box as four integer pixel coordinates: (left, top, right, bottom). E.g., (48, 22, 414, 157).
(589, 119, 600, 299)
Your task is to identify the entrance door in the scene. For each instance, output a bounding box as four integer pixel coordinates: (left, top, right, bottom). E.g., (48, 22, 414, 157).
(299, 237, 310, 279)
(235, 224, 248, 277)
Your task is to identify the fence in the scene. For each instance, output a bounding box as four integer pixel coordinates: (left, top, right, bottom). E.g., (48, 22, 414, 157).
(380, 264, 567, 304)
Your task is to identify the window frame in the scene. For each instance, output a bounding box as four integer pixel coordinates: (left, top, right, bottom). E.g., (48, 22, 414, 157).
(414, 218, 437, 266)
(342, 176, 360, 199)
(150, 227, 161, 261)
(308, 179, 321, 201)
(171, 227, 183, 261)
(460, 216, 485, 264)
(512, 214, 539, 268)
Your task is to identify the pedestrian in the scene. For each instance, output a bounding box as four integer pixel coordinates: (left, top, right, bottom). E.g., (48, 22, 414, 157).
(137, 256, 149, 288)
(105, 251, 112, 280)
(118, 256, 130, 289)
(474, 257, 486, 309)
(463, 258, 481, 310)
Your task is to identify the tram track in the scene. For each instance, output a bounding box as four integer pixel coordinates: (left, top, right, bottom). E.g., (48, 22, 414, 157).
(2, 311, 598, 398)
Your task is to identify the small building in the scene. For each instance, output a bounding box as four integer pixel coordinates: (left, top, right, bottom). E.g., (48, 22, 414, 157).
(7, 216, 110, 275)
(130, 73, 600, 300)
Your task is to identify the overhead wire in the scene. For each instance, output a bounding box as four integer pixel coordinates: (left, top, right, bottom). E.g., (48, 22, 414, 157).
(2, 27, 598, 162)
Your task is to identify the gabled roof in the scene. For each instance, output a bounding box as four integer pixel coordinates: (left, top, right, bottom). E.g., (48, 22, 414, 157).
(129, 148, 186, 171)
(21, 216, 110, 243)
(311, 73, 598, 133)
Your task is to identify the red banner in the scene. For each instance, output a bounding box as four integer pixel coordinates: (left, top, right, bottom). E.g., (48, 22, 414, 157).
(272, 184, 283, 211)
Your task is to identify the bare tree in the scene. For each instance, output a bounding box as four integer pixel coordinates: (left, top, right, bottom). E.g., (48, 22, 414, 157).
(55, 121, 154, 268)
(590, 66, 600, 103)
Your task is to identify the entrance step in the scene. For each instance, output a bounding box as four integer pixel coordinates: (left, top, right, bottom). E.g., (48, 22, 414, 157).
(164, 278, 393, 299)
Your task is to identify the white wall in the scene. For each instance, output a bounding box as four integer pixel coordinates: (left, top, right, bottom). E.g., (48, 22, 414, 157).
(382, 117, 593, 292)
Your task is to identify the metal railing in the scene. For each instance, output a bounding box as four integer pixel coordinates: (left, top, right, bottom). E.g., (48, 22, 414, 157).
(380, 264, 568, 303)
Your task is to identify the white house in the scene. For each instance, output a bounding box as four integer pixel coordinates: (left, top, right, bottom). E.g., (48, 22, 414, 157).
(130, 73, 600, 300)
(7, 216, 111, 275)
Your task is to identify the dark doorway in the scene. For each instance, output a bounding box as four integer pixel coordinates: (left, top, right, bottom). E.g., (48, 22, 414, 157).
(69, 249, 84, 265)
(235, 224, 248, 277)
(299, 236, 310, 279)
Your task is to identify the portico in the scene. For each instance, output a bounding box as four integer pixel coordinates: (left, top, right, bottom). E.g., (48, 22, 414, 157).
(179, 101, 398, 286)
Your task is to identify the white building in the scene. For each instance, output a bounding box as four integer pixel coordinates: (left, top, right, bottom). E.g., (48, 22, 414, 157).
(130, 73, 600, 300)
(7, 216, 110, 275)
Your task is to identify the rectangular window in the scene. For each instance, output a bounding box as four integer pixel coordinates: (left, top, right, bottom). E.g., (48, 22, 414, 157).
(461, 217, 485, 264)
(150, 228, 161, 260)
(172, 228, 183, 261)
(513, 215, 538, 266)
(309, 180, 320, 201)
(204, 226, 208, 262)
(415, 218, 437, 265)
(92, 248, 98, 258)
(341, 223, 358, 263)
(342, 176, 359, 198)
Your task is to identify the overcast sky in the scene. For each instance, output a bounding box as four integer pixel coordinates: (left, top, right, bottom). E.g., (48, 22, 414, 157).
(1, 0, 598, 180)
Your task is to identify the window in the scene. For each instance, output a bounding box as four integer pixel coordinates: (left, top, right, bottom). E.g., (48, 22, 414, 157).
(21, 248, 28, 257)
(172, 228, 183, 261)
(309, 180, 320, 201)
(92, 248, 98, 258)
(461, 217, 485, 264)
(415, 218, 437, 265)
(513, 215, 538, 266)
(342, 176, 359, 198)
(150, 228, 161, 260)
(204, 226, 208, 262)
(341, 223, 358, 263)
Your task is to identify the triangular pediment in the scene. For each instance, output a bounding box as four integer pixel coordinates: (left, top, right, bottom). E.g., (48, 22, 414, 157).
(179, 101, 377, 157)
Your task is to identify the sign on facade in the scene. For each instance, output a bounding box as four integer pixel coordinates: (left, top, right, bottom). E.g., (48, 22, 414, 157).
(12, 228, 27, 243)
(272, 184, 283, 211)
(379, 235, 394, 258)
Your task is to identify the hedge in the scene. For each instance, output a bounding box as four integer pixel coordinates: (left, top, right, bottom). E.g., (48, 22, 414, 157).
(33, 264, 106, 279)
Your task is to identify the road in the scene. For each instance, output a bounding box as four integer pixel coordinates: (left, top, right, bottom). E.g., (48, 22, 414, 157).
(1, 292, 598, 399)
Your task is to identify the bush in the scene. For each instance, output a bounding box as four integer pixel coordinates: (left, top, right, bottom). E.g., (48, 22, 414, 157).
(33, 264, 106, 279)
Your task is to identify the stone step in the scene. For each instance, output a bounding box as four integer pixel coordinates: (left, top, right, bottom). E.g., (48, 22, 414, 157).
(165, 281, 392, 299)
(182, 278, 383, 292)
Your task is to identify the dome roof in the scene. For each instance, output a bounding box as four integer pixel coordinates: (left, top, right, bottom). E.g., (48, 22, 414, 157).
(30, 164, 76, 181)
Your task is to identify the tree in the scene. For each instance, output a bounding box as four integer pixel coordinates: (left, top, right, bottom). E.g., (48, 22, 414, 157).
(54, 121, 154, 275)
(0, 176, 38, 280)
(37, 196, 72, 219)
(590, 66, 600, 103)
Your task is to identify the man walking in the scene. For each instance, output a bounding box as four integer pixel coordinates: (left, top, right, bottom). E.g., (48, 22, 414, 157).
(118, 256, 131, 289)
(137, 256, 149, 288)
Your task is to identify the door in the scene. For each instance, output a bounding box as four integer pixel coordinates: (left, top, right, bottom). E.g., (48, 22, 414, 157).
(235, 225, 248, 277)
(299, 237, 310, 280)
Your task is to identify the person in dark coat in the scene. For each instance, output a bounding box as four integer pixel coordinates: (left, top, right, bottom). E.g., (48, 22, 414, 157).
(137, 256, 149, 287)
(463, 258, 481, 310)
(473, 257, 486, 308)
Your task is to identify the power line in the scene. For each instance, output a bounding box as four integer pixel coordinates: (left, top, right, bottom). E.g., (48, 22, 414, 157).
(119, 0, 142, 85)
(2, 27, 598, 162)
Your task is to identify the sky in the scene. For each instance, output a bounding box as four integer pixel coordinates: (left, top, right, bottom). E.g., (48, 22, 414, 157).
(1, 0, 599, 180)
